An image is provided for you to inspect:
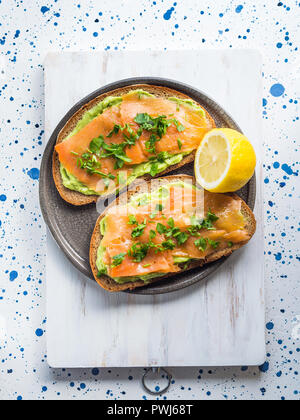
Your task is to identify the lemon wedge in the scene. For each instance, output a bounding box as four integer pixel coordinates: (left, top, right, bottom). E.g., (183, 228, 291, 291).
(194, 128, 256, 193)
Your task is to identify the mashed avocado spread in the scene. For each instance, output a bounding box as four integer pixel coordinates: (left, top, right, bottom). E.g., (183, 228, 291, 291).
(96, 182, 195, 284)
(60, 90, 205, 196)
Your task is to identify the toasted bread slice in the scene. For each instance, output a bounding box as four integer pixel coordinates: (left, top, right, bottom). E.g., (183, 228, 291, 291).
(53, 84, 216, 206)
(90, 175, 256, 292)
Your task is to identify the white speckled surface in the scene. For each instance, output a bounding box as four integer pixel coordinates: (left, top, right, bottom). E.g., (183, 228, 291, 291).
(0, 0, 299, 401)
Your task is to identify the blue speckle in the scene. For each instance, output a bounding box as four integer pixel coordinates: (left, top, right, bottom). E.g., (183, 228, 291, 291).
(41, 6, 50, 14)
(42, 386, 47, 392)
(276, 42, 283, 48)
(93, 32, 98, 37)
(270, 83, 285, 97)
(0, 194, 7, 201)
(262, 98, 267, 107)
(281, 163, 293, 175)
(264, 178, 269, 184)
(17, 395, 22, 400)
(14, 30, 20, 39)
(9, 271, 18, 282)
(275, 252, 282, 261)
(35, 328, 44, 337)
(92, 368, 99, 376)
(259, 361, 269, 373)
(155, 385, 160, 392)
(273, 161, 280, 169)
(266, 322, 274, 330)
(163, 7, 175, 20)
(27, 168, 40, 180)
(235, 5, 244, 13)
(80, 383, 86, 389)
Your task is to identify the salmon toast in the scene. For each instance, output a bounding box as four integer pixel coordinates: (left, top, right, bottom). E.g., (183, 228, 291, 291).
(53, 84, 215, 206)
(90, 175, 256, 292)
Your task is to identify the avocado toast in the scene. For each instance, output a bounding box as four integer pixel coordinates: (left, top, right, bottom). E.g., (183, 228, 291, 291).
(53, 84, 215, 206)
(90, 175, 256, 292)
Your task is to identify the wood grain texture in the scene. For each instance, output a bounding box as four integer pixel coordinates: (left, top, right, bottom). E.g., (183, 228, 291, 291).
(45, 50, 265, 368)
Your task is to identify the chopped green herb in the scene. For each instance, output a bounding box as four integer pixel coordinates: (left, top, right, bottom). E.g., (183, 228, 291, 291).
(128, 242, 149, 263)
(194, 237, 207, 252)
(128, 215, 138, 225)
(177, 138, 182, 150)
(208, 239, 220, 249)
(176, 232, 189, 245)
(167, 217, 175, 229)
(162, 239, 176, 250)
(228, 241, 234, 247)
(142, 264, 151, 268)
(111, 252, 126, 267)
(149, 230, 156, 240)
(156, 223, 167, 235)
(131, 221, 147, 238)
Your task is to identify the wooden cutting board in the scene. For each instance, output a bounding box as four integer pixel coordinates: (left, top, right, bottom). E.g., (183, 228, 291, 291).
(44, 50, 265, 368)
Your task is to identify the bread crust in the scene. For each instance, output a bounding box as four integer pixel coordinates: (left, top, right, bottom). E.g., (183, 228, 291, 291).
(89, 175, 256, 292)
(52, 84, 216, 206)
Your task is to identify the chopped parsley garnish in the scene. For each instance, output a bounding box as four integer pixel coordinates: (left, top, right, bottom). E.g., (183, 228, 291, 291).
(177, 138, 182, 150)
(228, 241, 233, 247)
(167, 217, 175, 228)
(208, 239, 220, 249)
(194, 237, 207, 252)
(149, 230, 157, 240)
(162, 239, 176, 250)
(176, 232, 189, 245)
(156, 223, 167, 235)
(111, 253, 126, 267)
(155, 203, 164, 211)
(127, 242, 149, 263)
(134, 113, 185, 155)
(128, 215, 138, 225)
(131, 220, 147, 238)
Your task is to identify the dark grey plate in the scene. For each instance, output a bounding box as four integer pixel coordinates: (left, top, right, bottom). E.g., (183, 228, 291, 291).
(39, 77, 255, 295)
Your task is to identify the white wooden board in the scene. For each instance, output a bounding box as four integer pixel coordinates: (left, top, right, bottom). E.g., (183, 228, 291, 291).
(45, 50, 265, 368)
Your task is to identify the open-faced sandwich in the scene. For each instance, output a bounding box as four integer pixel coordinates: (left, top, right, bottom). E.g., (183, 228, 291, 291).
(90, 175, 256, 292)
(53, 85, 215, 205)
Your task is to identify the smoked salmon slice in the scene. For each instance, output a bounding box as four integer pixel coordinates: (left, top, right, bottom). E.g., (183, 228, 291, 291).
(100, 183, 250, 278)
(55, 92, 214, 193)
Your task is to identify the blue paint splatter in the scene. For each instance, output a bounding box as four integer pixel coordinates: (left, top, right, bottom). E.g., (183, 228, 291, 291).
(9, 271, 18, 282)
(14, 30, 20, 39)
(273, 161, 280, 169)
(281, 163, 294, 175)
(266, 322, 274, 330)
(35, 328, 44, 337)
(276, 42, 283, 48)
(270, 83, 285, 97)
(235, 5, 244, 13)
(259, 361, 269, 373)
(0, 194, 7, 201)
(41, 6, 50, 14)
(80, 383, 86, 389)
(92, 368, 99, 376)
(163, 7, 175, 20)
(27, 168, 40, 180)
(275, 252, 282, 261)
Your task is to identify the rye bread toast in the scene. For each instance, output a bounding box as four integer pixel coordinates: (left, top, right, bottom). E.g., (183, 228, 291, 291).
(52, 84, 216, 206)
(89, 175, 256, 292)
